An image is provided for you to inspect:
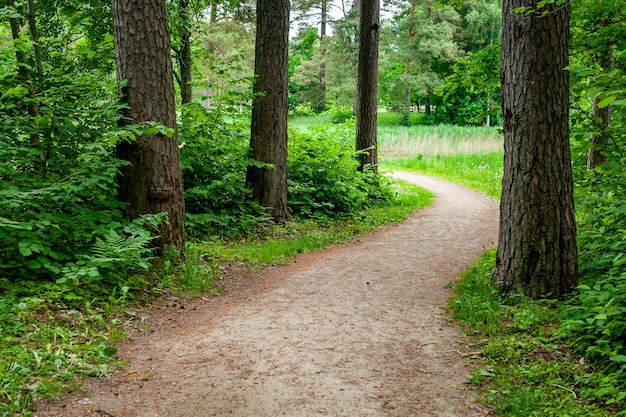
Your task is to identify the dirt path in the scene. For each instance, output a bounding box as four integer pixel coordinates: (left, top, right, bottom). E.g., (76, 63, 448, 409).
(34, 172, 499, 417)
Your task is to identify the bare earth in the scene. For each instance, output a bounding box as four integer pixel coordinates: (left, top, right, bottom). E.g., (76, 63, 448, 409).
(33, 172, 499, 417)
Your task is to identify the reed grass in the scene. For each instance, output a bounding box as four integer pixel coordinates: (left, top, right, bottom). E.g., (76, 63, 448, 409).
(379, 125, 502, 159)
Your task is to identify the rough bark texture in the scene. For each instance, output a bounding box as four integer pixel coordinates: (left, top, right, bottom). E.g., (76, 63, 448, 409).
(355, 0, 380, 172)
(495, 0, 578, 298)
(112, 0, 186, 251)
(247, 0, 291, 223)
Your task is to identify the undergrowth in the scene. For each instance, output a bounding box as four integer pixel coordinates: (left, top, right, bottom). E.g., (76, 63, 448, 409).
(449, 250, 625, 416)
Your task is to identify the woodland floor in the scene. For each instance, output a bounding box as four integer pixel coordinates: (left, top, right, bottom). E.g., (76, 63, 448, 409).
(33, 172, 499, 417)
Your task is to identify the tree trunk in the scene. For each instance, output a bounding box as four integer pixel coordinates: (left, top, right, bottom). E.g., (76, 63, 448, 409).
(246, 0, 291, 223)
(177, 0, 193, 104)
(355, 0, 380, 172)
(494, 0, 577, 298)
(112, 0, 186, 251)
(210, 0, 218, 23)
(27, 0, 42, 76)
(318, 0, 328, 113)
(587, 49, 614, 171)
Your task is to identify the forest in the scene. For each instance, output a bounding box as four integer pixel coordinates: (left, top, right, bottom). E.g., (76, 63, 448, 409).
(1, 0, 625, 415)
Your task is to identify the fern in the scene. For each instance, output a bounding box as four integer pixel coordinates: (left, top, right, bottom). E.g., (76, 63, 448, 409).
(86, 229, 155, 272)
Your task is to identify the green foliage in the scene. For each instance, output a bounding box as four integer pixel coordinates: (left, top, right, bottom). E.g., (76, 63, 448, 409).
(288, 121, 394, 220)
(178, 53, 271, 238)
(198, 179, 433, 267)
(556, 163, 626, 404)
(436, 43, 502, 126)
(450, 251, 622, 416)
(323, 105, 354, 124)
(179, 102, 270, 238)
(383, 152, 503, 199)
(0, 37, 158, 288)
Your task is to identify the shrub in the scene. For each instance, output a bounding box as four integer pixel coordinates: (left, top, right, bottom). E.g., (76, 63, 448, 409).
(558, 161, 626, 401)
(288, 121, 394, 219)
(179, 102, 271, 238)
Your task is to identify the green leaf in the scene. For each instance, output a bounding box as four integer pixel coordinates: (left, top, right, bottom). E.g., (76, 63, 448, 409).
(597, 95, 617, 108)
(26, 260, 41, 269)
(19, 246, 32, 257)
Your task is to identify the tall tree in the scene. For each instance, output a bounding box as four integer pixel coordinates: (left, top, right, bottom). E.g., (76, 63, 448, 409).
(292, 0, 331, 112)
(494, 0, 577, 298)
(112, 0, 186, 250)
(355, 0, 380, 171)
(246, 0, 291, 222)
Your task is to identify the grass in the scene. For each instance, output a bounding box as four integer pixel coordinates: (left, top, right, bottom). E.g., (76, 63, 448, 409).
(450, 250, 622, 417)
(378, 124, 503, 199)
(379, 124, 502, 159)
(195, 179, 433, 266)
(290, 113, 504, 198)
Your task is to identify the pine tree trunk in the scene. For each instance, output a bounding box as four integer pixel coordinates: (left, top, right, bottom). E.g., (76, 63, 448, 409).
(247, 0, 291, 223)
(495, 0, 577, 298)
(355, 0, 380, 172)
(112, 0, 186, 251)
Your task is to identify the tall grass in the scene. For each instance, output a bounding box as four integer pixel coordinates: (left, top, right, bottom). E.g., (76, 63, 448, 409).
(379, 125, 502, 159)
(380, 125, 504, 199)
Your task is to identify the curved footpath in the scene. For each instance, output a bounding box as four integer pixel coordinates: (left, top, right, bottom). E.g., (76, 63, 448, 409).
(34, 172, 499, 417)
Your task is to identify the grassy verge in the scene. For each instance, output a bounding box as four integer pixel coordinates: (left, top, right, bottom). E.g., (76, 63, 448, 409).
(383, 153, 503, 199)
(195, 179, 433, 266)
(0, 179, 432, 417)
(450, 250, 622, 417)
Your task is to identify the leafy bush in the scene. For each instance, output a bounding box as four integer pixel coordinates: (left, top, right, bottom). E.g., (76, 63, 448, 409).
(179, 102, 271, 238)
(288, 121, 394, 219)
(323, 105, 354, 124)
(0, 61, 159, 290)
(558, 161, 626, 402)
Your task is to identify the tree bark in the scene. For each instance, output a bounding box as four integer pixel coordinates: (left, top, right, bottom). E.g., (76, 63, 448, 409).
(246, 0, 291, 223)
(112, 0, 186, 251)
(355, 0, 380, 172)
(494, 0, 577, 298)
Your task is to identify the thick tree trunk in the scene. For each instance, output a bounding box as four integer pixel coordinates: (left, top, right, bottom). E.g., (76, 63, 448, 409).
(247, 0, 291, 223)
(355, 0, 380, 172)
(112, 0, 186, 251)
(494, 0, 577, 298)
(587, 50, 614, 171)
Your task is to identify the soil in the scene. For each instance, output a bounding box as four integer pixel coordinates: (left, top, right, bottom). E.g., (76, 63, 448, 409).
(32, 172, 499, 417)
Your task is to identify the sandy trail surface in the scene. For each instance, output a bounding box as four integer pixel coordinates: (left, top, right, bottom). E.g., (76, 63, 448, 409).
(34, 172, 499, 417)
